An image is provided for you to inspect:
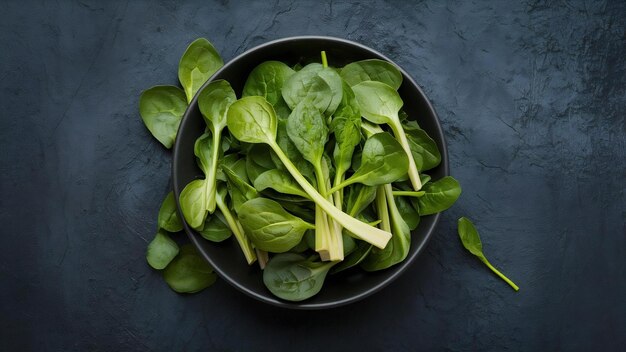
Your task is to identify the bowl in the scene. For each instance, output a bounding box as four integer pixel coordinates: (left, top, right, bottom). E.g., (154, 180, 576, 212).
(172, 36, 448, 309)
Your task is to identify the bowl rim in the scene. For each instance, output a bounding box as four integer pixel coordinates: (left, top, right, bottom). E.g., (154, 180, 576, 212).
(172, 35, 449, 309)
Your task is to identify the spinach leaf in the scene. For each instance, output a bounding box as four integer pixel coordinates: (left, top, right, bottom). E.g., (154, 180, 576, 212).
(179, 179, 207, 229)
(417, 176, 462, 215)
(226, 96, 392, 250)
(178, 38, 223, 102)
(253, 169, 310, 200)
(158, 191, 183, 233)
(238, 198, 315, 253)
(299, 63, 344, 115)
(163, 244, 217, 293)
(286, 99, 328, 182)
(197, 211, 232, 242)
(329, 132, 408, 193)
(340, 59, 403, 90)
(242, 60, 295, 119)
(263, 253, 336, 301)
(146, 229, 180, 270)
(281, 65, 334, 114)
(352, 80, 423, 190)
(139, 85, 187, 148)
(403, 120, 441, 171)
(458, 217, 519, 291)
(330, 81, 362, 184)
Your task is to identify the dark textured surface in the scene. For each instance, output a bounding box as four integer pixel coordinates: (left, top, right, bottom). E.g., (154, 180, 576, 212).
(1, 0, 624, 351)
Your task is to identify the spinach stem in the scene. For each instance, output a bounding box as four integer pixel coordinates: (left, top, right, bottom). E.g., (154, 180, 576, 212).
(388, 117, 422, 190)
(205, 131, 222, 213)
(392, 190, 425, 197)
(321, 51, 328, 68)
(481, 258, 520, 291)
(216, 194, 257, 264)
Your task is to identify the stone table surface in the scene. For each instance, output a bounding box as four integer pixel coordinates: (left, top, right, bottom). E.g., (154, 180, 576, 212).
(1, 0, 624, 351)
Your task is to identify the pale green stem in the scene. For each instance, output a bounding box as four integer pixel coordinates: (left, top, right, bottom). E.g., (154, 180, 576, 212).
(216, 194, 256, 264)
(481, 258, 520, 291)
(204, 129, 222, 213)
(388, 117, 422, 191)
(392, 190, 425, 197)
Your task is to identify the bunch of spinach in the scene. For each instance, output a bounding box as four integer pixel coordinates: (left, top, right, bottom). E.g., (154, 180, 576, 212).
(175, 50, 466, 301)
(139, 38, 517, 301)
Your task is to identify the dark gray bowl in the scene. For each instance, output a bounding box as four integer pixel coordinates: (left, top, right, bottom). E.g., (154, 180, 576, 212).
(172, 36, 448, 309)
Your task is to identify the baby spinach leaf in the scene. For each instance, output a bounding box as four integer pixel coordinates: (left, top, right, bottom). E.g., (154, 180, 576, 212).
(254, 169, 310, 199)
(331, 81, 362, 181)
(281, 65, 333, 114)
(329, 132, 408, 193)
(178, 38, 223, 102)
(179, 179, 208, 229)
(163, 244, 217, 293)
(352, 80, 422, 190)
(158, 191, 183, 233)
(403, 120, 441, 171)
(226, 96, 277, 144)
(299, 63, 344, 115)
(263, 253, 336, 301)
(139, 85, 187, 148)
(238, 198, 315, 253)
(417, 176, 462, 215)
(340, 59, 403, 90)
(242, 60, 295, 108)
(146, 230, 179, 270)
(458, 217, 519, 291)
(197, 211, 232, 242)
(286, 99, 329, 170)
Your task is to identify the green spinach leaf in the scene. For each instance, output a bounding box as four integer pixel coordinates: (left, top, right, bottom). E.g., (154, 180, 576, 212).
(139, 85, 187, 148)
(458, 217, 519, 291)
(178, 38, 223, 102)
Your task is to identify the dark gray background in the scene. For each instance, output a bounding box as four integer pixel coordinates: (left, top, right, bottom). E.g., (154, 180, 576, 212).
(1, 0, 624, 351)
